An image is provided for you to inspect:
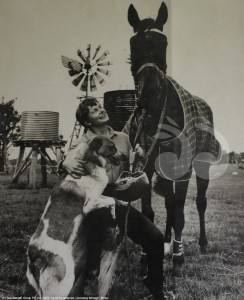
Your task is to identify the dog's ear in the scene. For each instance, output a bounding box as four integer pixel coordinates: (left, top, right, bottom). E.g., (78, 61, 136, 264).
(89, 137, 103, 152)
(85, 137, 104, 167)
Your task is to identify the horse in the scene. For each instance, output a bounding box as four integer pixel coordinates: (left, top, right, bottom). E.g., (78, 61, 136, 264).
(124, 2, 221, 273)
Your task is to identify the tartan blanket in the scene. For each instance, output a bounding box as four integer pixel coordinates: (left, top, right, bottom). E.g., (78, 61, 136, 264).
(124, 76, 221, 181)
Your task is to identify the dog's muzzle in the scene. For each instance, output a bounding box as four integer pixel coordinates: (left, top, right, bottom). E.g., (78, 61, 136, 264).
(107, 151, 127, 166)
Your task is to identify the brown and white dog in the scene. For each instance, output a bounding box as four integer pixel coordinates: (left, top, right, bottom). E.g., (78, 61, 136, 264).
(26, 136, 123, 298)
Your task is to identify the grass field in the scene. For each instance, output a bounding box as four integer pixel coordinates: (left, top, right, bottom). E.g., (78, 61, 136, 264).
(0, 164, 243, 299)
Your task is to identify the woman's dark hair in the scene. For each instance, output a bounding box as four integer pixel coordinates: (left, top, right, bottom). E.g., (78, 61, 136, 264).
(75, 97, 99, 127)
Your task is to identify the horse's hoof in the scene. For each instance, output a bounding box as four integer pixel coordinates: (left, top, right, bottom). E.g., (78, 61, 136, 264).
(172, 239, 184, 277)
(199, 239, 208, 254)
(200, 245, 208, 254)
(172, 263, 183, 277)
(172, 253, 184, 264)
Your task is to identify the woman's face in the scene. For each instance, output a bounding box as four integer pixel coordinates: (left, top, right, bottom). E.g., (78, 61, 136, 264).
(87, 103, 109, 127)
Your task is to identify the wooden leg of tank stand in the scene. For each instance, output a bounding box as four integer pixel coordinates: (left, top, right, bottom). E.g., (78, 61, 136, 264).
(36, 147, 58, 176)
(56, 146, 62, 164)
(41, 147, 47, 188)
(12, 147, 33, 183)
(13, 146, 25, 179)
(29, 149, 38, 189)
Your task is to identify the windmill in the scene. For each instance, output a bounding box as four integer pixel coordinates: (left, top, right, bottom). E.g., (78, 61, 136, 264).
(61, 44, 112, 149)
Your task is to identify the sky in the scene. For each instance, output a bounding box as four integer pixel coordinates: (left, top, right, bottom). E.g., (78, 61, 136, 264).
(0, 0, 243, 157)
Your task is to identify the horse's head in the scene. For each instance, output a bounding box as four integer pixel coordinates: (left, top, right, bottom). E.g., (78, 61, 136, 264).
(128, 2, 168, 114)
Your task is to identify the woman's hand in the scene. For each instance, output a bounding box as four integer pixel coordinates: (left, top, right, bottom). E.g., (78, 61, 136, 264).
(62, 149, 87, 179)
(129, 144, 145, 170)
(135, 143, 144, 157)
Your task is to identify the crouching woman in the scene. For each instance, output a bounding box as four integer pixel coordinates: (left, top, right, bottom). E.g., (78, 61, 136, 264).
(60, 97, 165, 300)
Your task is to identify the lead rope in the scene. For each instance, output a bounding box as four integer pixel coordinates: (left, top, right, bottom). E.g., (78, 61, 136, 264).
(140, 80, 168, 171)
(123, 80, 168, 300)
(133, 108, 147, 149)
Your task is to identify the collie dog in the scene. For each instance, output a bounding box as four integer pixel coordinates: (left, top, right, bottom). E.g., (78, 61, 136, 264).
(26, 136, 123, 298)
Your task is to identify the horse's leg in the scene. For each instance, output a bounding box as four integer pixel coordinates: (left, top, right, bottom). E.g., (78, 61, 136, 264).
(172, 180, 189, 270)
(163, 179, 175, 255)
(141, 166, 155, 223)
(194, 161, 210, 254)
(139, 165, 155, 264)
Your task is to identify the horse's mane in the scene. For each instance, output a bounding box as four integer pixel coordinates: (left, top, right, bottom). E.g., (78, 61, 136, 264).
(135, 18, 155, 34)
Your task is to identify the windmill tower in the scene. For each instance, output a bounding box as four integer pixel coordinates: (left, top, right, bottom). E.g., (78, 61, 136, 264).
(61, 44, 112, 149)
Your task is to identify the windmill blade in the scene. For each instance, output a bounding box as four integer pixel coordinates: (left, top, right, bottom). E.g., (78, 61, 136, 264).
(67, 61, 83, 76)
(90, 74, 98, 92)
(93, 72, 106, 86)
(92, 45, 101, 60)
(77, 49, 86, 63)
(96, 50, 110, 63)
(72, 73, 85, 87)
(61, 55, 73, 68)
(68, 61, 83, 73)
(86, 44, 91, 65)
(90, 69, 101, 91)
(68, 68, 81, 76)
(80, 75, 89, 91)
(87, 44, 91, 59)
(61, 56, 83, 72)
(98, 60, 113, 67)
(97, 67, 111, 76)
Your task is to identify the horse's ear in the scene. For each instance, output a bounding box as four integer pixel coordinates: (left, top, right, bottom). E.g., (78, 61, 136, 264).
(128, 4, 140, 32)
(154, 2, 168, 31)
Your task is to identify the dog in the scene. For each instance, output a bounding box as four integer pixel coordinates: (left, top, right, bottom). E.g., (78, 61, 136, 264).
(26, 136, 124, 298)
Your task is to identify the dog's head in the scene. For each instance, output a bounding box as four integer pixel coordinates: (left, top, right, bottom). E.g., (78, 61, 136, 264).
(84, 136, 126, 167)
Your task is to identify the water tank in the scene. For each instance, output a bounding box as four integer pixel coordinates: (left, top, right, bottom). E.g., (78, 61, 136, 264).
(104, 90, 136, 131)
(21, 111, 59, 141)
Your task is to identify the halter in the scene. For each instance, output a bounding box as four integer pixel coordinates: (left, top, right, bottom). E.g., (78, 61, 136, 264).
(135, 62, 165, 101)
(132, 28, 165, 37)
(136, 62, 165, 78)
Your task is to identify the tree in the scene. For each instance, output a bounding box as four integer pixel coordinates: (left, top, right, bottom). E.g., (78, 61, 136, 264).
(240, 152, 244, 163)
(221, 149, 229, 164)
(0, 98, 21, 172)
(228, 151, 237, 164)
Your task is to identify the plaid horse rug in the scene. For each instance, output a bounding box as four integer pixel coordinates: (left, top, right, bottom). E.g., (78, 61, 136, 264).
(124, 76, 222, 181)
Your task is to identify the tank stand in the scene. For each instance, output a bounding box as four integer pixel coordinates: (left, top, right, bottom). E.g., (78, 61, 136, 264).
(12, 140, 66, 188)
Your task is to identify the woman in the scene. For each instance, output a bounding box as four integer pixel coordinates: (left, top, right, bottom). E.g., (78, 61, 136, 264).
(60, 97, 165, 300)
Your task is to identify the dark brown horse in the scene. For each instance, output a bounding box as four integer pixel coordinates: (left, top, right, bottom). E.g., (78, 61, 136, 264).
(125, 2, 221, 273)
